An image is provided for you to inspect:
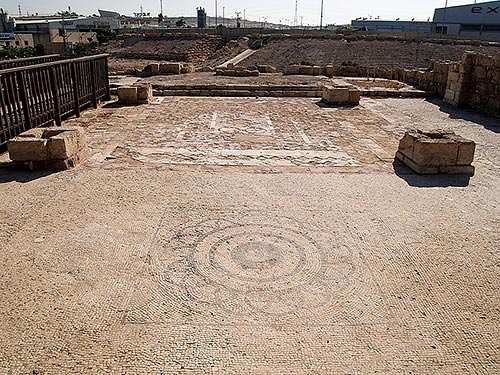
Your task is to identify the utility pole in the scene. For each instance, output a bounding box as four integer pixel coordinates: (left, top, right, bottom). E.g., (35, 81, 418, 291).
(235, 11, 241, 28)
(320, 0, 324, 30)
(18, 4, 21, 17)
(215, 0, 218, 27)
(294, 0, 298, 27)
(442, 0, 448, 34)
(160, 0, 164, 27)
(223, 6, 225, 26)
(243, 9, 246, 28)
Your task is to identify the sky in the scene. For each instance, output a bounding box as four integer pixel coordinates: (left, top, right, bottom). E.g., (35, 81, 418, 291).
(1, 1, 492, 25)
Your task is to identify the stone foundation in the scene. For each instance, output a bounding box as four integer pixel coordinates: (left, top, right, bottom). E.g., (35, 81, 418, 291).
(396, 129, 475, 175)
(117, 84, 153, 105)
(8, 127, 89, 170)
(322, 84, 361, 106)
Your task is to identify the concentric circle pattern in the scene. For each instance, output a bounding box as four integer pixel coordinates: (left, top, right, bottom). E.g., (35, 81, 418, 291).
(154, 219, 359, 318)
(193, 225, 322, 293)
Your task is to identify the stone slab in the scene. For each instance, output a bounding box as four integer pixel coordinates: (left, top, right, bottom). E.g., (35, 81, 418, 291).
(8, 137, 48, 161)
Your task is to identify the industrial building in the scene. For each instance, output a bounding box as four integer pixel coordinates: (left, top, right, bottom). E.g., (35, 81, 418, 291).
(351, 19, 433, 33)
(352, 1, 500, 37)
(433, 0, 500, 36)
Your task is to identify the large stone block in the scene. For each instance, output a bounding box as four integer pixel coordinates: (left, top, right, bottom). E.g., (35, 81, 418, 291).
(181, 64, 196, 74)
(396, 130, 475, 175)
(284, 65, 301, 75)
(8, 126, 88, 170)
(136, 84, 153, 104)
(299, 66, 314, 75)
(46, 130, 82, 159)
(348, 89, 361, 104)
(256, 65, 277, 73)
(322, 85, 360, 105)
(160, 63, 181, 75)
(312, 66, 324, 76)
(325, 64, 335, 77)
(8, 137, 48, 161)
(117, 86, 138, 105)
(322, 86, 349, 104)
(413, 139, 458, 166)
(142, 63, 160, 76)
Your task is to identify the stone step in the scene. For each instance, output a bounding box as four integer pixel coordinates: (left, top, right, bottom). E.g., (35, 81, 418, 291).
(152, 88, 322, 97)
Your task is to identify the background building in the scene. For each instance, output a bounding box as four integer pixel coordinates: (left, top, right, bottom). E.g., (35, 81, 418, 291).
(351, 20, 434, 33)
(352, 1, 500, 38)
(433, 0, 500, 36)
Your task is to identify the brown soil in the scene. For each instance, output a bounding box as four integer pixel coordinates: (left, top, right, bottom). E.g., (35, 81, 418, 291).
(102, 36, 248, 73)
(239, 38, 500, 70)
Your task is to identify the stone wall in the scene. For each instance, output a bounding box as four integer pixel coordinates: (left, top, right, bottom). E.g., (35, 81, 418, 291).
(284, 62, 451, 97)
(444, 52, 500, 115)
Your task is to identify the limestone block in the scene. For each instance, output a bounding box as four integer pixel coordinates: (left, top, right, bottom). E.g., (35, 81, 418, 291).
(438, 165, 475, 174)
(285, 65, 301, 75)
(299, 66, 314, 75)
(43, 127, 85, 150)
(227, 63, 235, 70)
(136, 84, 153, 103)
(449, 81, 462, 92)
(397, 131, 415, 159)
(462, 52, 477, 65)
(17, 128, 45, 138)
(396, 130, 475, 175)
(143, 63, 159, 76)
(181, 64, 196, 74)
(312, 66, 323, 76)
(202, 66, 214, 72)
(322, 86, 349, 104)
(325, 64, 335, 77)
(117, 86, 138, 105)
(459, 64, 473, 74)
(348, 89, 361, 104)
(160, 63, 181, 74)
(47, 131, 82, 159)
(8, 137, 48, 161)
(444, 89, 456, 104)
(256, 65, 277, 73)
(456, 141, 476, 165)
(413, 139, 458, 166)
(448, 71, 460, 82)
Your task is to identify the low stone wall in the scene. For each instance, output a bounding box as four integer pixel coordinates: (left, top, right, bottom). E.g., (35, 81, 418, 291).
(141, 62, 196, 77)
(444, 52, 500, 115)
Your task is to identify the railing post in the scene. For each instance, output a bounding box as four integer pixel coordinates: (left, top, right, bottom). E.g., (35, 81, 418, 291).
(70, 61, 81, 118)
(16, 70, 32, 131)
(49, 66, 62, 126)
(89, 59, 98, 108)
(104, 56, 111, 101)
(0, 78, 13, 141)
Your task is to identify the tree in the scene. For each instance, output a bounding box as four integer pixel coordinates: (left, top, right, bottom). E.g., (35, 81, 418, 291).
(175, 17, 186, 28)
(95, 28, 116, 44)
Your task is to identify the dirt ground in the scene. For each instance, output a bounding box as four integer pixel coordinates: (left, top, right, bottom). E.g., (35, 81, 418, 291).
(239, 38, 500, 70)
(0, 96, 499, 374)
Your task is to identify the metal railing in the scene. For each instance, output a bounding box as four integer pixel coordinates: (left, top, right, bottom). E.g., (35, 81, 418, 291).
(0, 54, 61, 70)
(0, 54, 110, 147)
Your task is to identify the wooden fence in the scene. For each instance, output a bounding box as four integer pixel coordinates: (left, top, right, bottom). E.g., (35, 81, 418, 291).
(0, 54, 110, 147)
(0, 54, 61, 70)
